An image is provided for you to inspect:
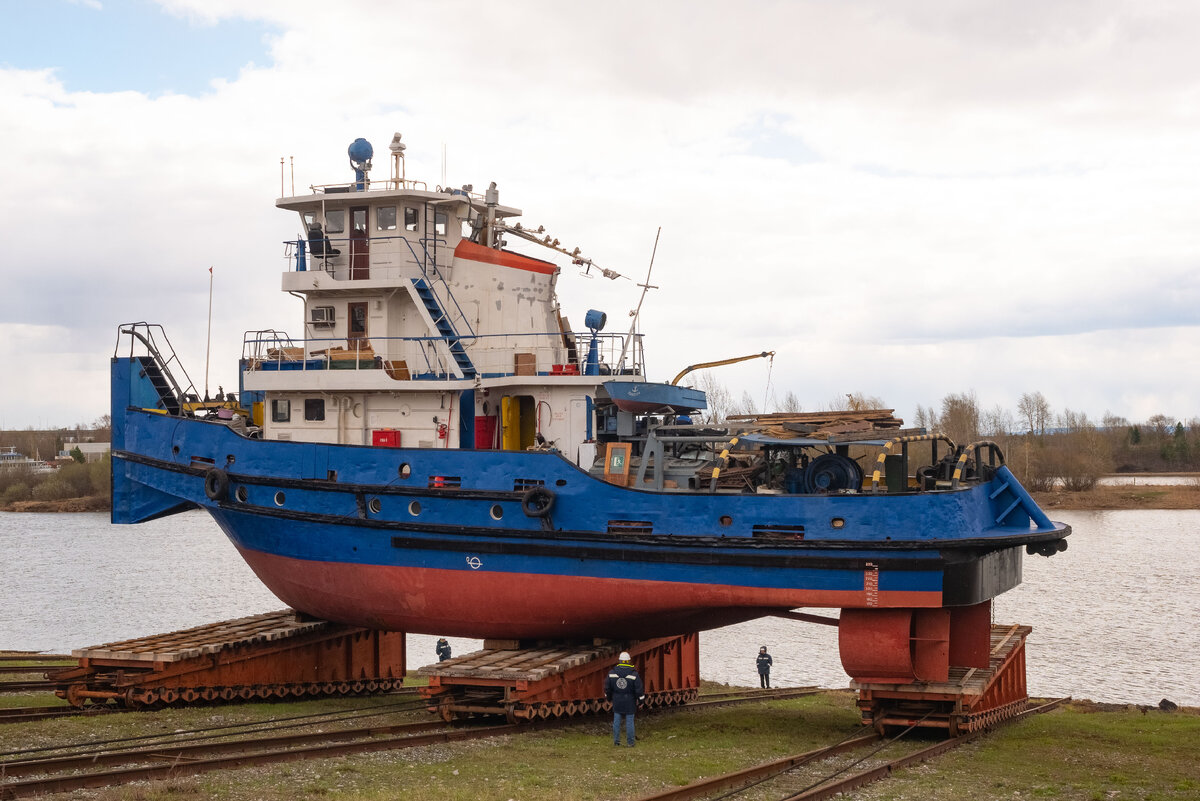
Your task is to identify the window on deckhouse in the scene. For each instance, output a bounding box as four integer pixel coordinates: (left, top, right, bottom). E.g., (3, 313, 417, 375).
(377, 207, 397, 231)
(404, 207, 419, 232)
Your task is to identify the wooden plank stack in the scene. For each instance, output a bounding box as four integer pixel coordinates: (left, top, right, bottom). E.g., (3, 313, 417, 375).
(418, 644, 617, 682)
(725, 409, 906, 440)
(71, 610, 326, 663)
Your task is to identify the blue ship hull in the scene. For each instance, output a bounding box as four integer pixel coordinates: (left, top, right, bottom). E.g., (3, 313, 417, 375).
(112, 356, 1068, 640)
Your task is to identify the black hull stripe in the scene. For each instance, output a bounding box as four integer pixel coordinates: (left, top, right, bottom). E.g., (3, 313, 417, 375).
(116, 451, 1070, 553)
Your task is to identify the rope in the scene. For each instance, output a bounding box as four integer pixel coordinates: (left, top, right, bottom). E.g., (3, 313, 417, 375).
(761, 351, 775, 413)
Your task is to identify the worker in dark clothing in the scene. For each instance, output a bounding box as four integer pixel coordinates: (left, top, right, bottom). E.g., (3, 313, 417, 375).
(757, 646, 773, 688)
(604, 651, 644, 746)
(436, 638, 452, 662)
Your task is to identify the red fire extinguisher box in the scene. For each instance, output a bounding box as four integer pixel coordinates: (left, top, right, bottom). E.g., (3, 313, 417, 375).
(372, 429, 401, 447)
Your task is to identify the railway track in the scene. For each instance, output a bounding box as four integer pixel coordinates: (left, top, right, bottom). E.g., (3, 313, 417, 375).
(0, 705, 120, 725)
(632, 697, 1070, 801)
(0, 685, 425, 726)
(0, 686, 816, 798)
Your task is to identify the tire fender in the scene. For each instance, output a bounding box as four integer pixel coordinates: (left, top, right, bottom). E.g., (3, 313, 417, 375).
(520, 486, 555, 517)
(204, 468, 230, 501)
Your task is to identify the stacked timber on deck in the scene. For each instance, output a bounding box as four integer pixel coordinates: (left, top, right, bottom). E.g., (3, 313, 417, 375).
(726, 409, 908, 441)
(51, 609, 406, 707)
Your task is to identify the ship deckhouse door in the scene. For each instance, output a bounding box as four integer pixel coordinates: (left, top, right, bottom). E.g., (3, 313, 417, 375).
(350, 206, 369, 279)
(501, 395, 536, 451)
(348, 302, 368, 347)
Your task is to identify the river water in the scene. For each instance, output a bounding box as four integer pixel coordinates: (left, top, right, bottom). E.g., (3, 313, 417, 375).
(1, 509, 1195, 706)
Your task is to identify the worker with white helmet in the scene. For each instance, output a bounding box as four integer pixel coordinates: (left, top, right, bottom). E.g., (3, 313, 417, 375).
(604, 650, 645, 746)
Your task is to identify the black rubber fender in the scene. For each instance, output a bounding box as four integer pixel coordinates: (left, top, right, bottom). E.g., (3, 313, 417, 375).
(203, 468, 230, 501)
(520, 486, 556, 517)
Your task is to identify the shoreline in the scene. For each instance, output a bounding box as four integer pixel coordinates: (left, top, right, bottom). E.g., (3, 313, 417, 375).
(3, 483, 1197, 514)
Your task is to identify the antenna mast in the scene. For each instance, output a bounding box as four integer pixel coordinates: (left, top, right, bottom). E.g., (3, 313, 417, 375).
(616, 227, 660, 372)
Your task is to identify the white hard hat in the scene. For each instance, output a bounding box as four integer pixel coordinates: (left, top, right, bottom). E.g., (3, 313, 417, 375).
(619, 651, 631, 661)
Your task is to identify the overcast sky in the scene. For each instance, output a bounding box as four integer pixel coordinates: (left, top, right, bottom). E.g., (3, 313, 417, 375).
(3, 0, 1199, 431)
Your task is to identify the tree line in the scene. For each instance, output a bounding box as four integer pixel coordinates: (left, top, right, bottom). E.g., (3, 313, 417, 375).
(696, 374, 1196, 492)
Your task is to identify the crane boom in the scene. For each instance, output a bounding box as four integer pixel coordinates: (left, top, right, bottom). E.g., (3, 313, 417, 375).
(671, 351, 775, 386)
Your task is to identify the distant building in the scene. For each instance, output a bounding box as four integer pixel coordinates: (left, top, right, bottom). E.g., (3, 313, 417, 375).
(59, 442, 111, 464)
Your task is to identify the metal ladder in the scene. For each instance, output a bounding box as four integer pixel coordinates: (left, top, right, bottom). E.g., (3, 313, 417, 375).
(117, 323, 200, 415)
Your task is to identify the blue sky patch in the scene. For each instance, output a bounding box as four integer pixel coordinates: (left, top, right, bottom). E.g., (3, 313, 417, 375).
(2, 0, 275, 96)
(737, 114, 821, 165)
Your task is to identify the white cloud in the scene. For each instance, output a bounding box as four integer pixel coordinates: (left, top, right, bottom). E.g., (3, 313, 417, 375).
(4, 1, 1200, 427)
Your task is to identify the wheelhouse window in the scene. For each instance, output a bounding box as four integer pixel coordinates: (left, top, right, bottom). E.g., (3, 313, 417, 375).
(271, 399, 290, 423)
(377, 206, 397, 231)
(304, 398, 325, 421)
(435, 212, 448, 236)
(325, 209, 345, 234)
(404, 207, 419, 232)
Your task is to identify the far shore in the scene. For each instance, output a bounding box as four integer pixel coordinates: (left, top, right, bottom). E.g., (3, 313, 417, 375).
(3, 480, 1198, 514)
(1031, 482, 1199, 510)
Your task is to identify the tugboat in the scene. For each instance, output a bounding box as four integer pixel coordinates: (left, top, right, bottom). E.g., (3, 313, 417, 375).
(111, 133, 1069, 689)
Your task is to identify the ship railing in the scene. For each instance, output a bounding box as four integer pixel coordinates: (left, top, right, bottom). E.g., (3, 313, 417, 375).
(304, 178, 434, 194)
(114, 322, 203, 416)
(241, 331, 642, 380)
(284, 233, 449, 282)
(405, 235, 477, 344)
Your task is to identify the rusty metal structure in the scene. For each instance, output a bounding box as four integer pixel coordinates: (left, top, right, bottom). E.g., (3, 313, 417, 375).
(49, 610, 406, 708)
(850, 622, 1031, 735)
(417, 634, 699, 722)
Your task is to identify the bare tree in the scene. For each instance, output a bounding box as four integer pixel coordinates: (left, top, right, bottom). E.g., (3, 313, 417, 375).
(1017, 392, 1052, 435)
(980, 404, 1015, 438)
(778, 390, 803, 413)
(1045, 408, 1112, 490)
(913, 404, 939, 432)
(732, 390, 758, 417)
(939, 391, 981, 447)
(696, 371, 733, 424)
(827, 392, 886, 412)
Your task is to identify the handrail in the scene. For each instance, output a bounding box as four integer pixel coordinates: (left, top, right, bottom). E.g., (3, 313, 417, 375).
(241, 331, 642, 380)
(950, 440, 1006, 489)
(870, 433, 957, 493)
(114, 323, 202, 415)
(401, 236, 477, 343)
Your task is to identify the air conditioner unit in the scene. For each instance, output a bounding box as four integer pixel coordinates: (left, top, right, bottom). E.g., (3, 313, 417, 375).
(309, 306, 335, 327)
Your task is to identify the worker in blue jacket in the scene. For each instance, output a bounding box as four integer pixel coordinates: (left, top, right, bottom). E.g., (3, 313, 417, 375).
(757, 646, 773, 688)
(604, 651, 644, 746)
(436, 638, 452, 662)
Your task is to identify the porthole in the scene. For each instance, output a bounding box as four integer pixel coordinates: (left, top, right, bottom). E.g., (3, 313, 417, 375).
(490, 504, 503, 520)
(235, 486, 248, 503)
(408, 500, 421, 516)
(555, 479, 567, 487)
(274, 491, 286, 506)
(831, 517, 845, 529)
(226, 454, 236, 465)
(719, 515, 732, 527)
(368, 498, 382, 514)
(399, 463, 412, 479)
(172, 445, 180, 455)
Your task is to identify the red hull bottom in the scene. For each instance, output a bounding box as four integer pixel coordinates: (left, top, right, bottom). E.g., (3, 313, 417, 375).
(237, 548, 941, 640)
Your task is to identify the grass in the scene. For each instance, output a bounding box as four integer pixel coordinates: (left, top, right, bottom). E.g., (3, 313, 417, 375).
(0, 693, 1195, 800)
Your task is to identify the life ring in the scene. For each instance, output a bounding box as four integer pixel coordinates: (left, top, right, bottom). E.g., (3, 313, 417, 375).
(204, 468, 230, 501)
(520, 486, 555, 517)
